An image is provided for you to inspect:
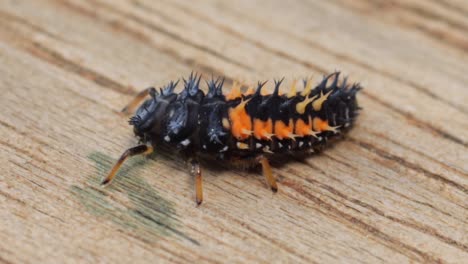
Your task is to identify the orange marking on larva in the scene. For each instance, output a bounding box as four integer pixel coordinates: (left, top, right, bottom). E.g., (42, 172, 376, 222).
(253, 118, 273, 140)
(294, 118, 312, 136)
(312, 117, 340, 133)
(307, 116, 319, 138)
(274, 119, 294, 140)
(243, 86, 255, 96)
(228, 99, 252, 140)
(312, 117, 329, 132)
(226, 81, 242, 100)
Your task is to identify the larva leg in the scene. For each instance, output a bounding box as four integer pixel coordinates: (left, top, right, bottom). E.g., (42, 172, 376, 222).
(121, 87, 156, 114)
(257, 155, 278, 193)
(101, 145, 153, 185)
(189, 158, 203, 205)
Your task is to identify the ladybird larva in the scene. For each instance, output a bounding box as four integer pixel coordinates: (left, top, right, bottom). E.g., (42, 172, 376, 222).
(102, 72, 362, 205)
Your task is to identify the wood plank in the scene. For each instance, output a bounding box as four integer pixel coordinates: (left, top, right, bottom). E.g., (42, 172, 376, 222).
(0, 0, 467, 263)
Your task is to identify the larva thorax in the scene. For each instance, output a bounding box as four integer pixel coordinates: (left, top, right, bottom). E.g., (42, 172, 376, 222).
(130, 72, 361, 159)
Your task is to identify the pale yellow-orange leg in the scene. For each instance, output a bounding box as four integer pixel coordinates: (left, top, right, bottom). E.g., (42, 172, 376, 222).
(190, 159, 203, 205)
(121, 87, 155, 114)
(258, 156, 278, 193)
(101, 145, 153, 186)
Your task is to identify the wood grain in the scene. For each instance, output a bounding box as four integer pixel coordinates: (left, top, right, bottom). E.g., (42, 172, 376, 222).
(0, 0, 467, 263)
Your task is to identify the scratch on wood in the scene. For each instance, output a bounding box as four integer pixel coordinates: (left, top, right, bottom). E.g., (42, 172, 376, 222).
(70, 151, 199, 246)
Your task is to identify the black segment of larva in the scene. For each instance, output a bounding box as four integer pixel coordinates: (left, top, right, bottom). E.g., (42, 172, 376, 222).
(103, 72, 362, 205)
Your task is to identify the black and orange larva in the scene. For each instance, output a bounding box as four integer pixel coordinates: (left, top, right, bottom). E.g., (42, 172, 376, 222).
(102, 72, 362, 205)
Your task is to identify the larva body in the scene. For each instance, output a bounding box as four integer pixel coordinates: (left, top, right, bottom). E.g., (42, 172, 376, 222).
(103, 72, 361, 205)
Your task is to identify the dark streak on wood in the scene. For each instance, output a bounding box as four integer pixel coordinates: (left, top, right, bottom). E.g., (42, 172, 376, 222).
(332, 0, 468, 53)
(54, 0, 227, 81)
(0, 256, 14, 264)
(0, 119, 49, 153)
(0, 189, 27, 206)
(27, 43, 135, 95)
(163, 0, 327, 74)
(0, 10, 72, 46)
(323, 148, 467, 218)
(0, 139, 47, 165)
(209, 207, 317, 264)
(0, 14, 135, 97)
(281, 179, 443, 263)
(290, 156, 468, 251)
(360, 128, 468, 176)
(428, 0, 468, 17)
(85, 0, 254, 72)
(350, 138, 468, 195)
(30, 206, 66, 223)
(361, 91, 467, 147)
(398, 1, 468, 33)
(380, 185, 467, 222)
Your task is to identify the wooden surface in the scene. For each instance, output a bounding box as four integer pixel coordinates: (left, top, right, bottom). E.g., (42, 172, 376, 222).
(1, 0, 467, 263)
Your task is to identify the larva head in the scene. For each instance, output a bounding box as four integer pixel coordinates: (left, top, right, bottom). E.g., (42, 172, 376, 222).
(129, 81, 178, 139)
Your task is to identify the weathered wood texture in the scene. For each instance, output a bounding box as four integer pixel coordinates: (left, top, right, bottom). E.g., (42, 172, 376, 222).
(0, 0, 467, 263)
